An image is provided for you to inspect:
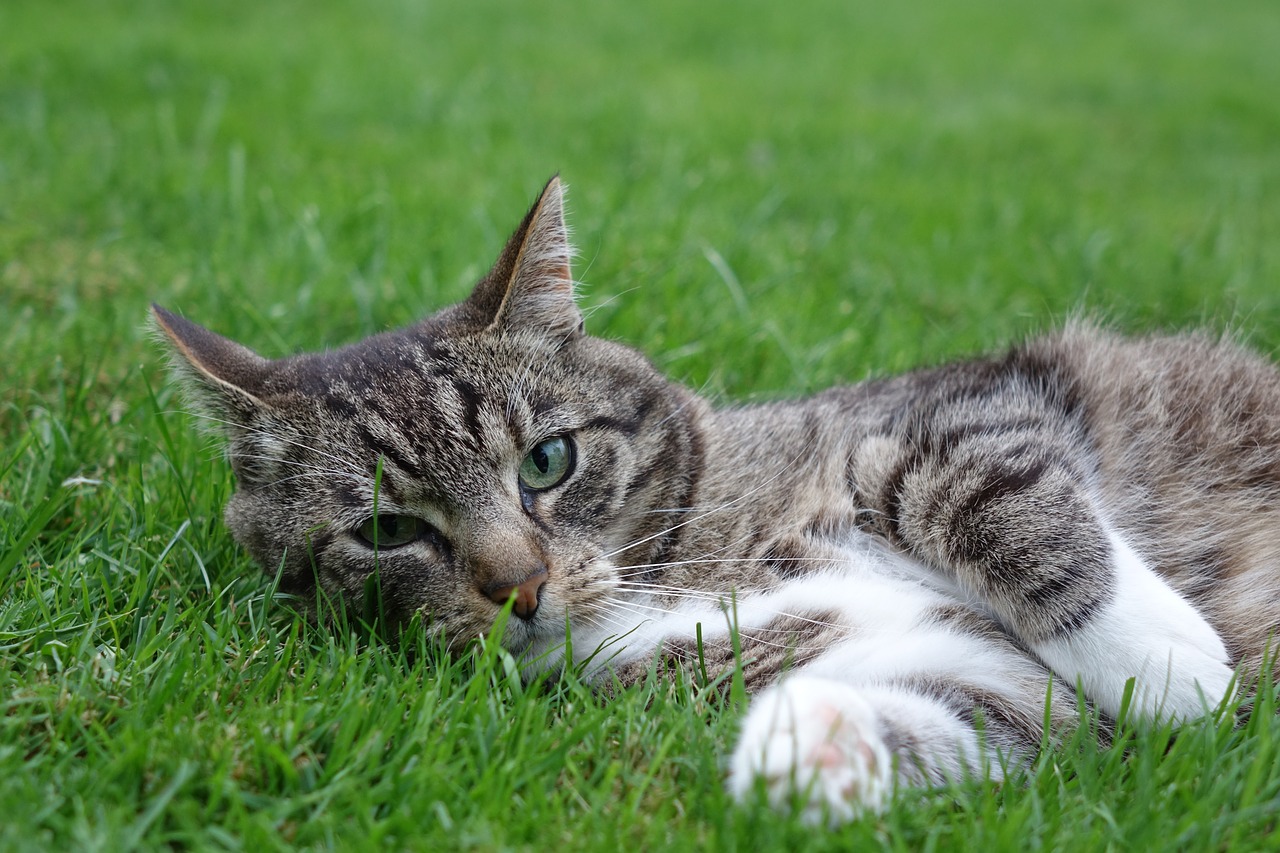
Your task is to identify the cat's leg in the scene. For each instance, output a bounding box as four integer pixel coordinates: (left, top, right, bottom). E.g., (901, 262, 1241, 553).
(1034, 527, 1232, 720)
(728, 676, 997, 825)
(853, 396, 1234, 721)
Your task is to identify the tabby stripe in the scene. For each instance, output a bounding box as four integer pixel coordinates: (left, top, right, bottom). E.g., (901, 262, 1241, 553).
(800, 411, 821, 457)
(926, 679, 1044, 751)
(323, 394, 359, 419)
(924, 416, 1047, 464)
(645, 402, 705, 582)
(763, 539, 809, 579)
(577, 483, 621, 526)
(1006, 350, 1082, 413)
(624, 451, 669, 503)
(877, 445, 924, 542)
(876, 717, 924, 768)
(357, 424, 423, 480)
(1042, 585, 1112, 639)
(581, 398, 654, 437)
(927, 604, 1017, 645)
(1019, 571, 1076, 608)
(451, 377, 486, 440)
(952, 456, 1053, 521)
(280, 528, 332, 595)
(805, 510, 857, 539)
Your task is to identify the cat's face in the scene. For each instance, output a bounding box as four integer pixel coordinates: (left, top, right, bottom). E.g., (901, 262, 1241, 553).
(154, 178, 702, 656)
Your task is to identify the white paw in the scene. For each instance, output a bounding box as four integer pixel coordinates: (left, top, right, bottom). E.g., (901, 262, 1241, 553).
(1035, 531, 1234, 722)
(728, 677, 892, 825)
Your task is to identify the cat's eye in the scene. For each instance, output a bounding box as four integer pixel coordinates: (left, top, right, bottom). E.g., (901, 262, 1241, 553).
(356, 514, 428, 549)
(519, 436, 575, 491)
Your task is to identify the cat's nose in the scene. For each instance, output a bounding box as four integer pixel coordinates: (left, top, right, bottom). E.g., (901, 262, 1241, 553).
(484, 568, 549, 621)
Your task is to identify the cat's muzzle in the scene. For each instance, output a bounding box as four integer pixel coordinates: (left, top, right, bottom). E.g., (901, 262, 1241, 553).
(485, 568, 549, 621)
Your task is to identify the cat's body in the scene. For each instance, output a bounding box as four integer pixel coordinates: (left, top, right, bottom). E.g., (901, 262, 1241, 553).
(155, 178, 1280, 824)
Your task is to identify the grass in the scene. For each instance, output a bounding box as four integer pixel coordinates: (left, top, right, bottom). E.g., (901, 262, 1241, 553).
(3, 0, 1280, 848)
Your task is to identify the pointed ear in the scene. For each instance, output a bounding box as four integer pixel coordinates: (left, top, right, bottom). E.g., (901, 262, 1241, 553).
(150, 304, 273, 427)
(465, 176, 582, 337)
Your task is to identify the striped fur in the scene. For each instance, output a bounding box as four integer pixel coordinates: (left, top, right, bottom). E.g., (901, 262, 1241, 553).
(155, 178, 1280, 824)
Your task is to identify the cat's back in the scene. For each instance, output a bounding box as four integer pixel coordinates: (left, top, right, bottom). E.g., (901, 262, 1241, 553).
(1017, 323, 1280, 511)
(1020, 323, 1280, 451)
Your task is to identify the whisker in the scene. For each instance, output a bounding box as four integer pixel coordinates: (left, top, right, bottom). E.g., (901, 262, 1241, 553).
(599, 439, 822, 562)
(639, 507, 707, 515)
(608, 580, 765, 600)
(572, 603, 639, 637)
(609, 584, 851, 635)
(233, 453, 368, 479)
(592, 596, 842, 653)
(269, 470, 371, 488)
(649, 393, 698, 431)
(613, 555, 861, 579)
(586, 599, 709, 665)
(227, 455, 373, 491)
(580, 286, 641, 322)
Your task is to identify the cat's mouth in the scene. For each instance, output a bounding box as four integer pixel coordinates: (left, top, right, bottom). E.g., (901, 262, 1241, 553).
(484, 556, 623, 655)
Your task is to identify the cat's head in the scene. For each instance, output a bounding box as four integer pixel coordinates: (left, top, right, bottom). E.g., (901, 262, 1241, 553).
(154, 178, 703, 656)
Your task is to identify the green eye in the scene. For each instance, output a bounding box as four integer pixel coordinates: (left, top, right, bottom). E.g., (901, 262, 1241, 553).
(519, 436, 574, 491)
(356, 514, 426, 549)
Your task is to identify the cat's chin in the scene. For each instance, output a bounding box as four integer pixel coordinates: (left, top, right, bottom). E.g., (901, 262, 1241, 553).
(508, 622, 575, 680)
(494, 601, 570, 654)
(504, 594, 638, 681)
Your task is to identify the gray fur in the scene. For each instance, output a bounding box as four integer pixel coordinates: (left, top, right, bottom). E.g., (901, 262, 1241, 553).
(154, 177, 1280, 820)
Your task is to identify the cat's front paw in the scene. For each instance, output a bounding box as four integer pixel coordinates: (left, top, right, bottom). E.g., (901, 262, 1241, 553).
(729, 677, 892, 825)
(1035, 532, 1235, 722)
(1039, 621, 1233, 723)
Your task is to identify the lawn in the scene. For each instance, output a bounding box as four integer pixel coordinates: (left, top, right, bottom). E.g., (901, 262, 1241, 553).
(3, 0, 1280, 848)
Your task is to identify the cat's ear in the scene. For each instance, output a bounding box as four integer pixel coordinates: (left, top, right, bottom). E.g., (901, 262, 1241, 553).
(466, 176, 582, 338)
(150, 304, 273, 427)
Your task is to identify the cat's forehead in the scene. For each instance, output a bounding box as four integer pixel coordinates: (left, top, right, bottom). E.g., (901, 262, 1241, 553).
(269, 325, 586, 446)
(275, 324, 558, 392)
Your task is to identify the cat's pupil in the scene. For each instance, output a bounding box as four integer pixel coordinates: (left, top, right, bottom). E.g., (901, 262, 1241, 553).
(532, 446, 550, 474)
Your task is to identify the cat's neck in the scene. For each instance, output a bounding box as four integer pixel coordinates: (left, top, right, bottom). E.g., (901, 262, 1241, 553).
(621, 396, 871, 596)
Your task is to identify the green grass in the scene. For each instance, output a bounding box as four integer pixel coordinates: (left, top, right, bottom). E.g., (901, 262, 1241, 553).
(3, 0, 1280, 848)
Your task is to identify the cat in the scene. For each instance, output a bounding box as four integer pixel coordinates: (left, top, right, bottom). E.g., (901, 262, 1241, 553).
(153, 176, 1280, 825)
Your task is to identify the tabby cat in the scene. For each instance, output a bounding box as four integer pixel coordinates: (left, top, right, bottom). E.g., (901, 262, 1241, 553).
(154, 177, 1280, 824)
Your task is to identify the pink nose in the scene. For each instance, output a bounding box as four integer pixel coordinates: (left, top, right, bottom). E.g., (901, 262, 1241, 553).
(486, 569, 549, 621)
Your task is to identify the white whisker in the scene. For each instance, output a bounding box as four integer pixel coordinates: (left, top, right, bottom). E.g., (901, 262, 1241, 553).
(588, 595, 841, 654)
(600, 437, 822, 562)
(613, 555, 858, 579)
(233, 453, 370, 482)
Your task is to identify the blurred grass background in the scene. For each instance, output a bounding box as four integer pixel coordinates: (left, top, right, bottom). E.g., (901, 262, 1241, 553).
(2, 0, 1279, 848)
